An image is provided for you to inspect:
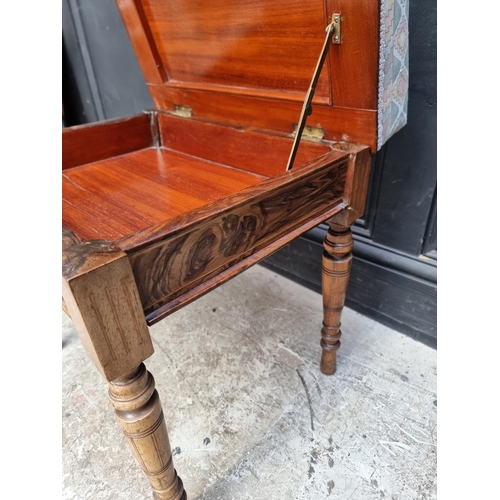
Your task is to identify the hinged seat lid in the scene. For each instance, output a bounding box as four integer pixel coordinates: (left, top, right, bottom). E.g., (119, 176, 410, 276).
(116, 0, 409, 151)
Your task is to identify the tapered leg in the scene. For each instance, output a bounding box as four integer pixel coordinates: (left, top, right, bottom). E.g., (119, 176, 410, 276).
(320, 222, 354, 375)
(108, 363, 186, 500)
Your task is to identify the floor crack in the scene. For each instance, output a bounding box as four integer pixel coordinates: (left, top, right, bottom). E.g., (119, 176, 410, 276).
(296, 369, 315, 432)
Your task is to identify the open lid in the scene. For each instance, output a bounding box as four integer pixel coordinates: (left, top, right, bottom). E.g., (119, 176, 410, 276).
(116, 0, 409, 151)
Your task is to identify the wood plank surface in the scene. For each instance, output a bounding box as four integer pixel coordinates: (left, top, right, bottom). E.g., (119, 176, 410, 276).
(115, 0, 380, 151)
(62, 114, 153, 169)
(150, 85, 377, 150)
(326, 0, 379, 109)
(117, 0, 379, 111)
(158, 113, 332, 177)
(62, 148, 264, 242)
(115, 0, 167, 84)
(123, 0, 332, 100)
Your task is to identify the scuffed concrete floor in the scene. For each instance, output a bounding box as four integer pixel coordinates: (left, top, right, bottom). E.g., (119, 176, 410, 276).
(62, 264, 437, 500)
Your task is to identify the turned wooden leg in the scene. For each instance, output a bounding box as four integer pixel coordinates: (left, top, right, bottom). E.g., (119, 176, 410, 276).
(320, 221, 354, 375)
(109, 363, 186, 500)
(62, 230, 186, 499)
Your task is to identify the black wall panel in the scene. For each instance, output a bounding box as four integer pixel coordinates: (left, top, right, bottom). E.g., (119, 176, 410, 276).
(62, 0, 152, 126)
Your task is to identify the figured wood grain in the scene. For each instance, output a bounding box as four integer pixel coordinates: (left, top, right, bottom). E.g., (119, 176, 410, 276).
(62, 114, 153, 169)
(115, 0, 381, 151)
(149, 86, 377, 150)
(145, 199, 347, 325)
(115, 0, 167, 84)
(123, 153, 348, 316)
(117, 1, 379, 109)
(64, 3, 391, 498)
(62, 227, 123, 280)
(158, 112, 332, 177)
(62, 228, 154, 382)
(108, 364, 186, 500)
(124, 0, 332, 101)
(62, 148, 264, 242)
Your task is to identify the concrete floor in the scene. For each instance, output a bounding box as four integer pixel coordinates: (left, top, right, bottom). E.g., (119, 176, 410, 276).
(62, 264, 437, 500)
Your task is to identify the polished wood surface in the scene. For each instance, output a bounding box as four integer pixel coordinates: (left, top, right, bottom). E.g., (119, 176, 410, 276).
(158, 113, 332, 177)
(139, 0, 332, 100)
(145, 200, 347, 325)
(330, 142, 372, 226)
(61, 131, 352, 498)
(115, 0, 168, 85)
(153, 88, 377, 149)
(62, 114, 153, 170)
(126, 152, 348, 316)
(328, 0, 379, 109)
(320, 220, 354, 375)
(116, 0, 381, 150)
(109, 364, 186, 500)
(63, 147, 264, 242)
(118, 0, 379, 109)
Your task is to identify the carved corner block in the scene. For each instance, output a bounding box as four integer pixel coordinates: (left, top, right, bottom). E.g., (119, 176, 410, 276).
(62, 228, 154, 382)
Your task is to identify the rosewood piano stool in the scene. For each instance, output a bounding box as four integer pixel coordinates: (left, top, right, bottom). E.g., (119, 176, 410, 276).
(62, 1, 409, 498)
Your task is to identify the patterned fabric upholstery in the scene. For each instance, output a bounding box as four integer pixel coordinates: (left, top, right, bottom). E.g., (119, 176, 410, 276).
(377, 0, 409, 149)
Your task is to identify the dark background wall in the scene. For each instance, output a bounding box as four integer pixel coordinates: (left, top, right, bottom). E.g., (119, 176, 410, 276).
(265, 0, 437, 347)
(62, 0, 436, 347)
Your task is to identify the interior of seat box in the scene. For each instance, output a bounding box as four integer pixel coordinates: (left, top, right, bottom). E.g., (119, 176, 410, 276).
(63, 113, 333, 243)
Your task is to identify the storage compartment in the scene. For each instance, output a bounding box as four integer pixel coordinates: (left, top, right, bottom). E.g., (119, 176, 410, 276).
(62, 111, 351, 321)
(63, 111, 338, 242)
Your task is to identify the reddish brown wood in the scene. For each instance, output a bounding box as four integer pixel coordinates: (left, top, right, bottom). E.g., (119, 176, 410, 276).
(115, 0, 381, 151)
(109, 364, 186, 500)
(118, 0, 379, 110)
(124, 152, 348, 316)
(117, 149, 347, 254)
(158, 112, 332, 177)
(327, 0, 379, 109)
(115, 0, 167, 84)
(331, 143, 372, 225)
(63, 3, 384, 497)
(123, 0, 333, 101)
(62, 114, 153, 170)
(63, 148, 264, 242)
(145, 200, 347, 325)
(150, 86, 377, 150)
(320, 220, 354, 375)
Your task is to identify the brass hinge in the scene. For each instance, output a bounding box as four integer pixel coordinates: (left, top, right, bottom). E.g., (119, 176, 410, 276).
(292, 124, 324, 142)
(173, 105, 193, 118)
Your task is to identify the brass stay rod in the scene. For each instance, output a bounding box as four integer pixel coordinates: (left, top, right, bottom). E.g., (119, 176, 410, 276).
(285, 20, 337, 171)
